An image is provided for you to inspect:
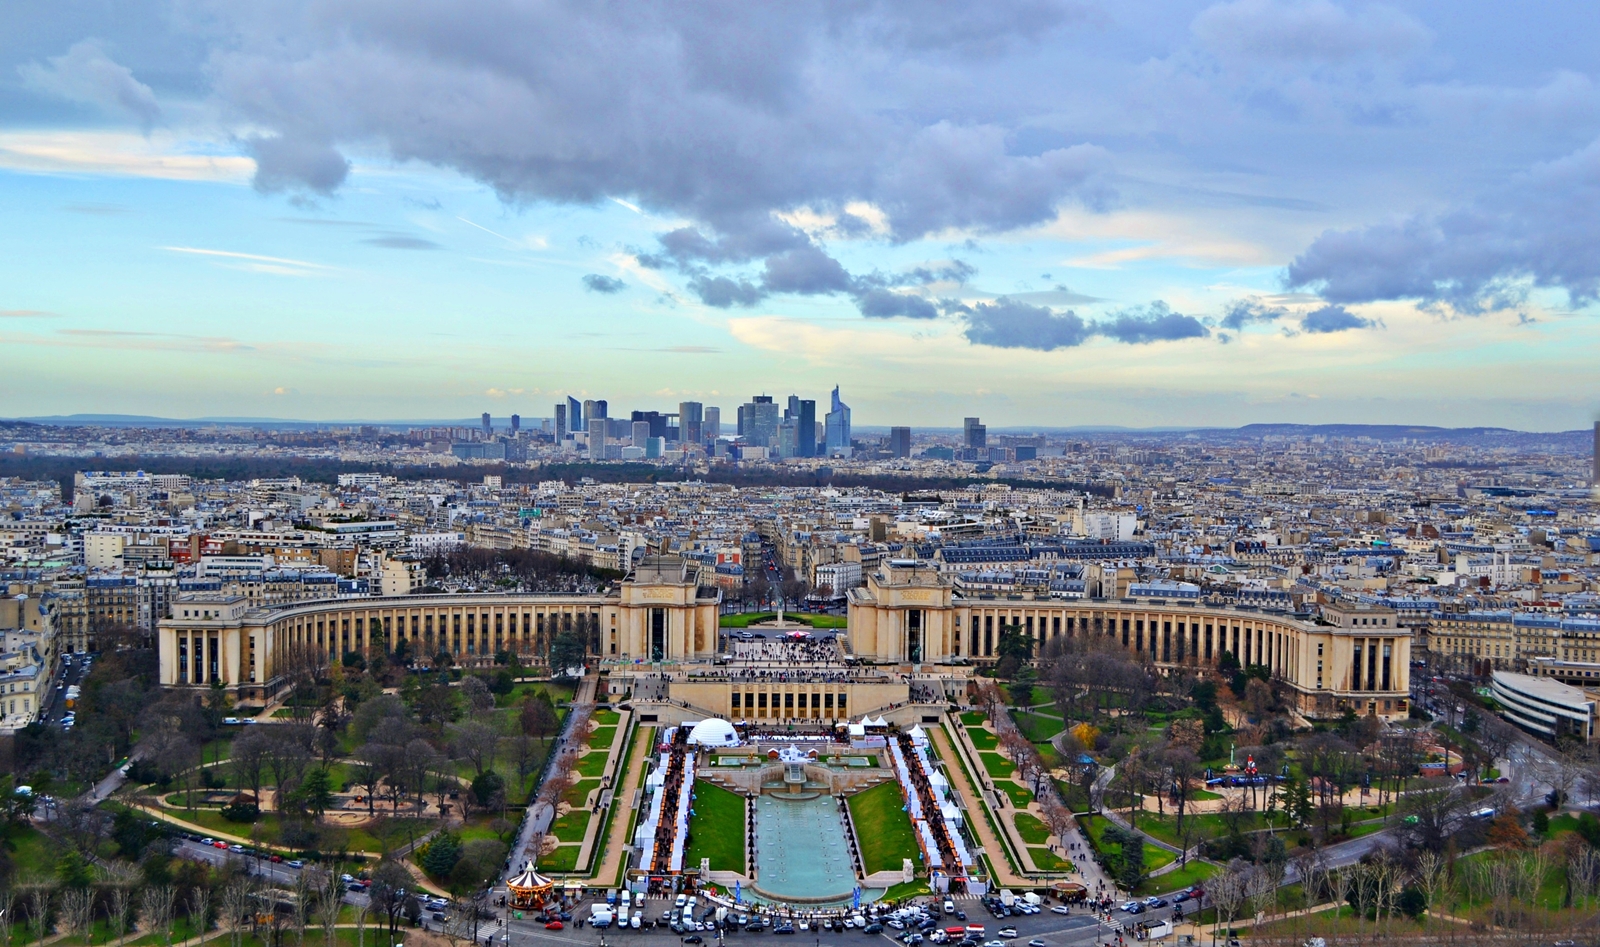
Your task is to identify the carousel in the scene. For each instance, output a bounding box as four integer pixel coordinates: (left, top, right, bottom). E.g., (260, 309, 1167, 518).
(507, 861, 556, 910)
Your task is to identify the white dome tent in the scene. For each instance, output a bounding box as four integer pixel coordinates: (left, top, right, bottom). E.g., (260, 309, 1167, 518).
(685, 718, 741, 748)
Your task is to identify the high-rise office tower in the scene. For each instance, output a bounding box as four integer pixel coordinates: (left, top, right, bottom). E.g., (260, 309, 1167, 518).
(554, 403, 567, 440)
(481, 413, 492, 436)
(567, 396, 583, 432)
(679, 401, 703, 446)
(740, 395, 779, 446)
(704, 407, 721, 440)
(778, 419, 799, 458)
(824, 386, 851, 454)
(630, 410, 667, 438)
(963, 417, 987, 449)
(631, 420, 651, 447)
(583, 399, 608, 424)
(510, 414, 520, 434)
(797, 399, 816, 456)
(588, 418, 607, 459)
(889, 426, 911, 458)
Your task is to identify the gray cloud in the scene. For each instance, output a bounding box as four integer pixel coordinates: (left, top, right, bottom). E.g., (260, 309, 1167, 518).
(363, 235, 440, 250)
(957, 298, 1094, 350)
(1192, 0, 1430, 65)
(1099, 302, 1209, 344)
(246, 135, 350, 195)
(1287, 137, 1600, 311)
(1219, 297, 1288, 330)
(19, 40, 161, 129)
(582, 274, 628, 294)
(761, 246, 854, 295)
(688, 274, 766, 308)
(199, 2, 1105, 251)
(856, 288, 940, 319)
(1300, 303, 1374, 333)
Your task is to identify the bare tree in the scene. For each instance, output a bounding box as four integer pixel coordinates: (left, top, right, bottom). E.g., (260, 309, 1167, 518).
(189, 885, 213, 945)
(316, 870, 343, 947)
(107, 864, 140, 947)
(1207, 863, 1247, 947)
(221, 880, 256, 947)
(26, 889, 51, 947)
(60, 888, 95, 941)
(291, 870, 313, 947)
(1414, 850, 1449, 917)
(0, 888, 15, 947)
(140, 885, 176, 947)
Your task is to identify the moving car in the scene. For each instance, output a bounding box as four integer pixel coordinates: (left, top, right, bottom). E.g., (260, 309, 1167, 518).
(544, 921, 563, 931)
(997, 929, 1018, 939)
(1050, 906, 1070, 916)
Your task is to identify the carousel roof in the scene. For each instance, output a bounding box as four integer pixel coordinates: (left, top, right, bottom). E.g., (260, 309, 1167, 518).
(507, 862, 554, 890)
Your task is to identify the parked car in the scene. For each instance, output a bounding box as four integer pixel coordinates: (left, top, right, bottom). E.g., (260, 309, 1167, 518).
(997, 929, 1018, 939)
(1050, 906, 1069, 916)
(545, 921, 564, 931)
(287, 859, 305, 868)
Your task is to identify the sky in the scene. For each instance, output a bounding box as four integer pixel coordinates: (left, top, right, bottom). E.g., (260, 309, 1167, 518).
(2, 0, 1599, 431)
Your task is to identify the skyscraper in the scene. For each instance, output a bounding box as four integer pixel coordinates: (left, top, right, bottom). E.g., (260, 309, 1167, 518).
(583, 399, 608, 423)
(510, 414, 520, 434)
(632, 420, 651, 447)
(679, 401, 703, 446)
(481, 412, 492, 436)
(740, 395, 779, 446)
(554, 403, 567, 440)
(567, 396, 583, 432)
(964, 417, 987, 449)
(704, 407, 721, 440)
(824, 386, 851, 454)
(889, 426, 911, 458)
(797, 399, 816, 457)
(588, 418, 607, 459)
(778, 418, 799, 458)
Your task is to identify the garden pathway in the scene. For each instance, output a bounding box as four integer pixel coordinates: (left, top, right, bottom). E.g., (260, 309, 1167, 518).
(583, 714, 655, 885)
(928, 723, 1029, 890)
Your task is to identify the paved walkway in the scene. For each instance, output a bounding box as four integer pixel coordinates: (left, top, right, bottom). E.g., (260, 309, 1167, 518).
(505, 674, 597, 877)
(570, 708, 633, 872)
(584, 714, 655, 885)
(928, 723, 1031, 890)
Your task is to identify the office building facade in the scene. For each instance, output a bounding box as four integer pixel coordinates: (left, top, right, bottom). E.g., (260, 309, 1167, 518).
(889, 426, 911, 458)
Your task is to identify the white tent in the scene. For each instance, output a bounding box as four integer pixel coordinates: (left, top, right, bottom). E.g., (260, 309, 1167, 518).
(686, 718, 741, 747)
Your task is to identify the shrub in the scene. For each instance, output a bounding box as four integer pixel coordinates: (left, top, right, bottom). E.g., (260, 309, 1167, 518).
(422, 832, 462, 878)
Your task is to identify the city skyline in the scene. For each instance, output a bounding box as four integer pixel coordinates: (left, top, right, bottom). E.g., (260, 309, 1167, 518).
(4, 3, 1600, 429)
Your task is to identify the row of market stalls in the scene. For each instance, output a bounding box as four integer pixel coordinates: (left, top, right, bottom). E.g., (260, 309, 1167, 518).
(635, 726, 698, 874)
(888, 726, 973, 882)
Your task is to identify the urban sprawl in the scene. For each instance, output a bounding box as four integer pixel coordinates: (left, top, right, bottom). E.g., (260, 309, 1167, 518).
(1, 404, 1599, 945)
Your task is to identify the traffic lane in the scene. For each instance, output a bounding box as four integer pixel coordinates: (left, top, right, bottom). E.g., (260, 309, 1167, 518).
(502, 905, 1141, 947)
(174, 839, 374, 905)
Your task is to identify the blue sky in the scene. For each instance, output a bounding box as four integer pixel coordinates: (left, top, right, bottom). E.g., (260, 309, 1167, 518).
(2, 0, 1599, 430)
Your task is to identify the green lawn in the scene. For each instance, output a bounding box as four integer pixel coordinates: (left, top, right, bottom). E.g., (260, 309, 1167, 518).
(997, 782, 1033, 808)
(562, 778, 599, 807)
(847, 781, 921, 876)
(978, 751, 1015, 778)
(719, 612, 847, 628)
(1081, 813, 1174, 879)
(586, 726, 617, 749)
(549, 807, 591, 843)
(8, 824, 58, 877)
(1013, 812, 1051, 845)
(576, 752, 609, 778)
(1128, 809, 1291, 847)
(1013, 712, 1065, 742)
(539, 844, 581, 872)
(1142, 859, 1217, 896)
(1029, 847, 1070, 871)
(685, 779, 746, 873)
(966, 727, 998, 751)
